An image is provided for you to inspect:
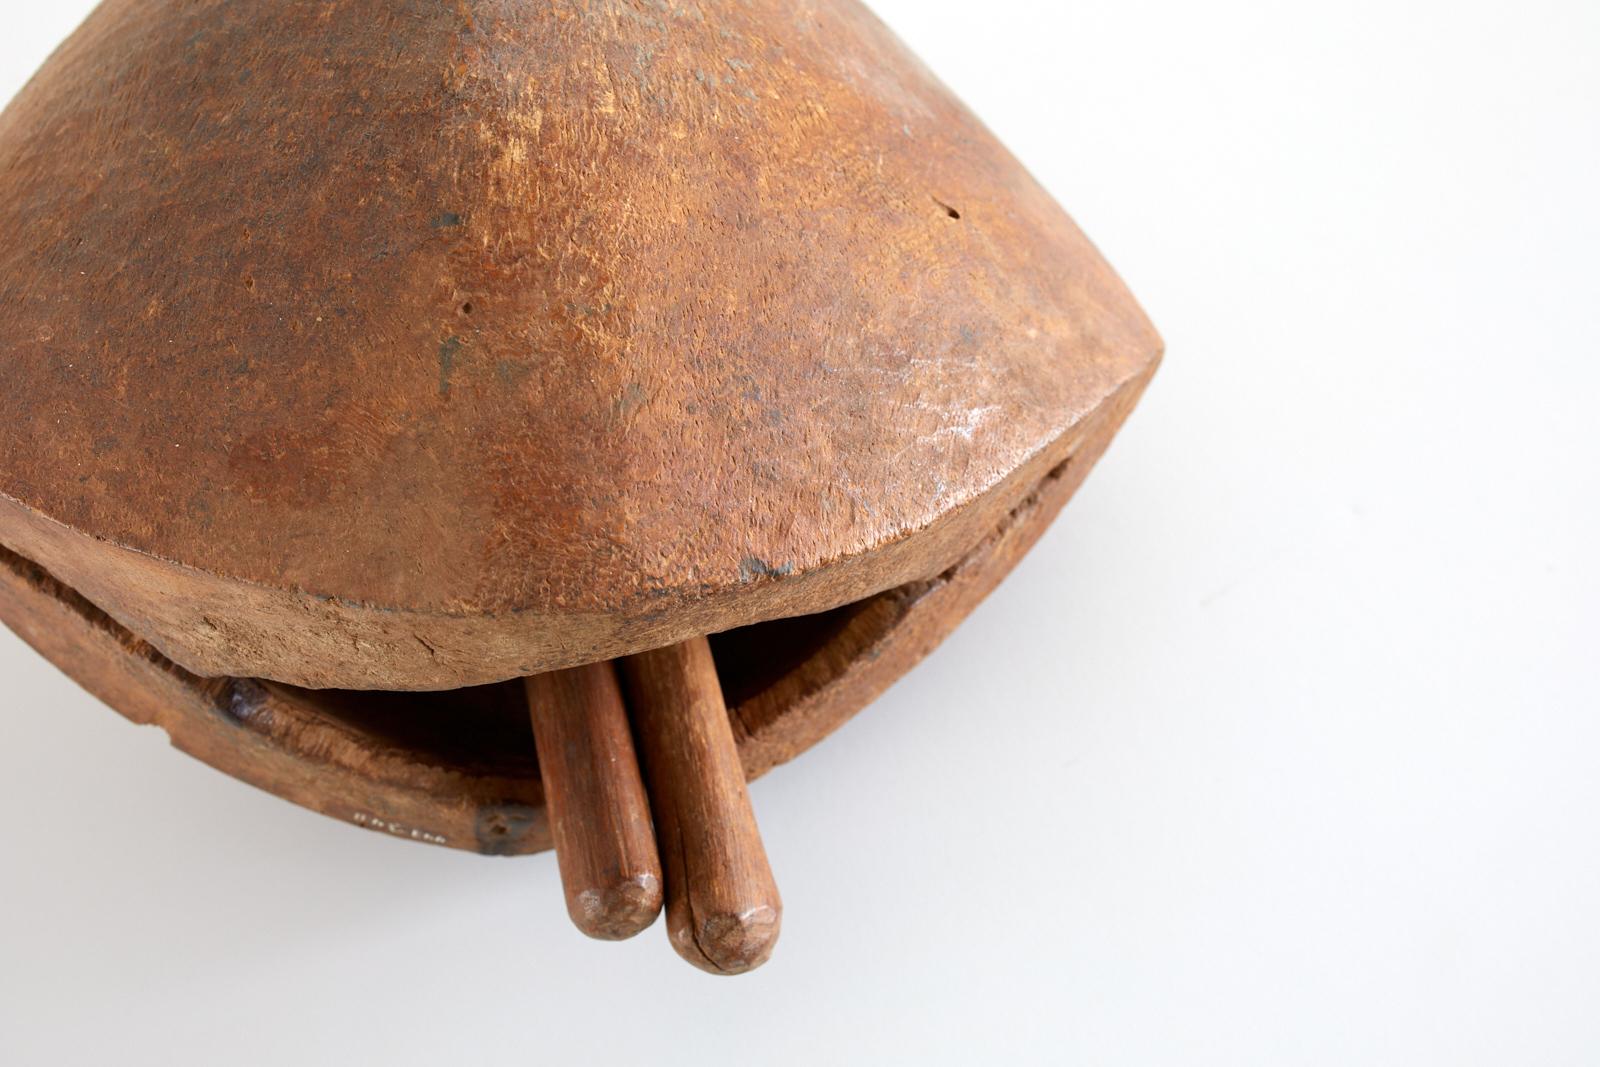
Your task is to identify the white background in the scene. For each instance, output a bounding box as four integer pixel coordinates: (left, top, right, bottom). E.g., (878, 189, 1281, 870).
(2, 1, 1596, 1063)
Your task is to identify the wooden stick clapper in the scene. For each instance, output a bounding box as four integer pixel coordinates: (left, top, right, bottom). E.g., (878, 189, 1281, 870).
(525, 660, 663, 941)
(620, 636, 782, 975)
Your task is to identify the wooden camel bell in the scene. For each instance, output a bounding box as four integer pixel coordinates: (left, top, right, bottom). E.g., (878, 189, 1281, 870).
(0, 0, 1161, 974)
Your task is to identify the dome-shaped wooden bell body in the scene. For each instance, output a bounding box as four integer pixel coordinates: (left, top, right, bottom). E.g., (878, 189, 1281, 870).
(0, 0, 1159, 853)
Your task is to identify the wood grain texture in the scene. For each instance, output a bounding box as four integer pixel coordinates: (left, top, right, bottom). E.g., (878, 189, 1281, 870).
(725, 364, 1156, 778)
(0, 369, 1152, 857)
(0, 0, 1162, 690)
(525, 661, 662, 940)
(621, 638, 781, 975)
(0, 367, 1149, 854)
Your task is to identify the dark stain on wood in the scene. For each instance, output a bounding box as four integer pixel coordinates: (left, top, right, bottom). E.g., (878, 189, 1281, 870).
(438, 336, 463, 397)
(474, 803, 543, 856)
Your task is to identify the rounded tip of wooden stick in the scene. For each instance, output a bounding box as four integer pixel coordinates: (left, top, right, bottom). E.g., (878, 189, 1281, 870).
(671, 904, 782, 975)
(569, 872, 664, 941)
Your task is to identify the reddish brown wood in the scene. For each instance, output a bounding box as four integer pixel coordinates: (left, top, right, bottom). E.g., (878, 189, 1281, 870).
(0, 367, 1151, 856)
(723, 369, 1154, 777)
(0, 0, 1161, 691)
(621, 638, 781, 975)
(0, 542, 550, 853)
(525, 662, 662, 940)
(0, 0, 1166, 978)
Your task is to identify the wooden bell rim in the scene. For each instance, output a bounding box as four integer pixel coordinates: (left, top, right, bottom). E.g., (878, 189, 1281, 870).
(0, 376, 1146, 856)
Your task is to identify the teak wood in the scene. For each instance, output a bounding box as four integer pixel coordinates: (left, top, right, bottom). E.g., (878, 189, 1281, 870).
(525, 661, 662, 941)
(0, 0, 1162, 976)
(622, 638, 782, 975)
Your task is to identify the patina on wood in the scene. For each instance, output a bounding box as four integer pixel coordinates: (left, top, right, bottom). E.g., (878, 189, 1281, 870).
(0, 371, 1147, 854)
(0, 0, 1162, 977)
(0, 0, 1160, 691)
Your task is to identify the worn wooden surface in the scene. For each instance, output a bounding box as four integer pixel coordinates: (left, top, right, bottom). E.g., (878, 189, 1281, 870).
(0, 541, 551, 853)
(724, 366, 1153, 778)
(0, 0, 1161, 690)
(525, 661, 662, 940)
(622, 637, 781, 975)
(0, 365, 1149, 854)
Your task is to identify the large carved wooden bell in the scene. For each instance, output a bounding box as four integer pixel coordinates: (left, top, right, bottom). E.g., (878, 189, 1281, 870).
(0, 0, 1160, 973)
